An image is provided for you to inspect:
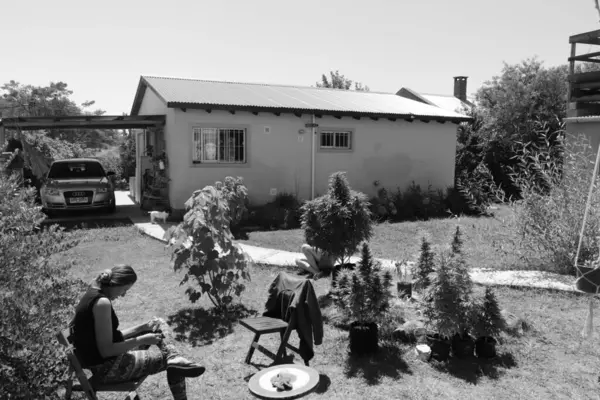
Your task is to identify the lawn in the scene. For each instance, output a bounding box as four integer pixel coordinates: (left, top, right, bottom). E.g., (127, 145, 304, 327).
(57, 225, 600, 400)
(241, 206, 526, 271)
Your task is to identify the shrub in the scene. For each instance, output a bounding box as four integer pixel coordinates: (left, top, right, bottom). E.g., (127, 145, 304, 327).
(414, 237, 435, 292)
(119, 131, 136, 180)
(0, 174, 85, 399)
(510, 131, 600, 274)
(331, 243, 393, 324)
(165, 184, 252, 313)
(370, 181, 454, 222)
(245, 192, 302, 230)
(301, 172, 372, 264)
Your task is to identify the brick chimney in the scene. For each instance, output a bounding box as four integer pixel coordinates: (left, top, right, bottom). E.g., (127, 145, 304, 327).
(453, 76, 468, 102)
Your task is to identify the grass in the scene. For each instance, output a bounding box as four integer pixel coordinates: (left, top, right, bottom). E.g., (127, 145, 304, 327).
(56, 225, 600, 400)
(241, 206, 526, 271)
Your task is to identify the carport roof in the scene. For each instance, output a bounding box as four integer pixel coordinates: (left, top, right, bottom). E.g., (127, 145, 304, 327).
(0, 114, 165, 130)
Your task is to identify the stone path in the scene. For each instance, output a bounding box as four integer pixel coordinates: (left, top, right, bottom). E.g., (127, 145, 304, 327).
(134, 218, 578, 293)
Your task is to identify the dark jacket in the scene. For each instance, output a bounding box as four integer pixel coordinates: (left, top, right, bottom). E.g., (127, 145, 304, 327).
(262, 272, 323, 363)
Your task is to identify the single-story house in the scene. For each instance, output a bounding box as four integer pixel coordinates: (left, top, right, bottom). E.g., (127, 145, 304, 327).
(396, 76, 475, 114)
(130, 76, 472, 213)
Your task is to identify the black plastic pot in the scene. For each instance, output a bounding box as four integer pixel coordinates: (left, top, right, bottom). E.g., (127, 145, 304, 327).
(452, 333, 475, 359)
(331, 263, 356, 288)
(349, 321, 378, 356)
(475, 336, 497, 359)
(426, 334, 451, 361)
(397, 282, 412, 299)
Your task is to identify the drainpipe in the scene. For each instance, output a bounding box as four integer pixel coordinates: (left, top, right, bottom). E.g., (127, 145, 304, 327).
(311, 114, 317, 200)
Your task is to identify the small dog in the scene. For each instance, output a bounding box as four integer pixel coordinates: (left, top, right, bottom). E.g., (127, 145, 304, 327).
(149, 210, 169, 224)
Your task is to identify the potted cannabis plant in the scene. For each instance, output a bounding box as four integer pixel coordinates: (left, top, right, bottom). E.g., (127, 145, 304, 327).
(423, 227, 474, 360)
(448, 227, 476, 359)
(473, 286, 504, 358)
(332, 243, 393, 356)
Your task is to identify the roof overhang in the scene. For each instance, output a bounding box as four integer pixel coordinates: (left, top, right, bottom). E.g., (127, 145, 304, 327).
(166, 101, 473, 124)
(0, 115, 166, 130)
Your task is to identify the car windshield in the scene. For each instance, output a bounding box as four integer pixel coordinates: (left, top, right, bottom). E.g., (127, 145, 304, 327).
(47, 161, 106, 179)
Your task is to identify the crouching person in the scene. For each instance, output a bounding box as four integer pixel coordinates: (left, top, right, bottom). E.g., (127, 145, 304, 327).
(70, 264, 205, 400)
(295, 244, 335, 279)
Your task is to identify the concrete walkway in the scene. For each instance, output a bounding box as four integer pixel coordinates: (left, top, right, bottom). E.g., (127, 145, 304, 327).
(133, 216, 578, 293)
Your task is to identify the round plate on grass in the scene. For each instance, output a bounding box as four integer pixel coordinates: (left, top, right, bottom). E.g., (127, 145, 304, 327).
(248, 364, 319, 399)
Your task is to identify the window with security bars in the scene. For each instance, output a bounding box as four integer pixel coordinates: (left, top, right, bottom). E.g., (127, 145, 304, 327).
(320, 130, 352, 150)
(192, 128, 246, 163)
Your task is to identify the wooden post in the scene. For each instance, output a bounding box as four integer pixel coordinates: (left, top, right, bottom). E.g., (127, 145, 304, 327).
(0, 126, 5, 151)
(568, 42, 577, 105)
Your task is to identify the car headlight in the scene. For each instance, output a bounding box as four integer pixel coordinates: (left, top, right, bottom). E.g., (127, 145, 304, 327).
(44, 188, 60, 196)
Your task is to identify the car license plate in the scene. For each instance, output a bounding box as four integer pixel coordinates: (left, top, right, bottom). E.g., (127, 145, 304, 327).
(69, 197, 88, 204)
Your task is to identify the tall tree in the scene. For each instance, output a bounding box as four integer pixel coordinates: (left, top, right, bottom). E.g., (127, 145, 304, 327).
(316, 70, 370, 91)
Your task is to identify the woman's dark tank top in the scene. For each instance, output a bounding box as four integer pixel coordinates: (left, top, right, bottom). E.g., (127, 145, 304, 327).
(70, 287, 124, 367)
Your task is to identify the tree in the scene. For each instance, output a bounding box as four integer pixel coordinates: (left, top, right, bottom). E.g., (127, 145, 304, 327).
(316, 70, 370, 91)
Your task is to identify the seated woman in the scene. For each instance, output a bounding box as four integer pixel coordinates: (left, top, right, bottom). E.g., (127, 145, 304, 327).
(295, 244, 335, 279)
(70, 264, 204, 400)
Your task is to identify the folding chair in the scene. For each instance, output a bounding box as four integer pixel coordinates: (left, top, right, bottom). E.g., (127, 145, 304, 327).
(56, 328, 147, 400)
(240, 309, 307, 366)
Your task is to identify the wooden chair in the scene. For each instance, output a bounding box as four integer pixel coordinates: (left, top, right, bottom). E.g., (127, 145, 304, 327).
(56, 328, 147, 400)
(240, 307, 309, 367)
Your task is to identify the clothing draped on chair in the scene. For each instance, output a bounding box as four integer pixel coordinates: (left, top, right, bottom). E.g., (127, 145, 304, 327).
(262, 271, 324, 364)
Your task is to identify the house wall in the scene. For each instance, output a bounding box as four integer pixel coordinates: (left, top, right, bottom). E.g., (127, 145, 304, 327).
(164, 108, 458, 210)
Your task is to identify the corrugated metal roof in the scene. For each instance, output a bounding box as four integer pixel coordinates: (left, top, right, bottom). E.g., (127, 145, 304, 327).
(135, 76, 471, 121)
(421, 94, 475, 114)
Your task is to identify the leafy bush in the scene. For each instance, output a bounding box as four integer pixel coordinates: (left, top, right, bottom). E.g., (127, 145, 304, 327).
(509, 131, 600, 274)
(165, 184, 252, 312)
(423, 227, 473, 338)
(215, 177, 248, 233)
(369, 181, 454, 222)
(301, 172, 372, 264)
(331, 243, 393, 324)
(119, 131, 136, 179)
(245, 192, 302, 230)
(0, 174, 85, 399)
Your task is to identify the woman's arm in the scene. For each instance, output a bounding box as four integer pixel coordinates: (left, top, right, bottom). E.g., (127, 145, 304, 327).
(93, 299, 151, 358)
(120, 323, 151, 339)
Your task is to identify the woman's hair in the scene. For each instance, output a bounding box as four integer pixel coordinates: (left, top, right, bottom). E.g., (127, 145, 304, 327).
(95, 264, 137, 288)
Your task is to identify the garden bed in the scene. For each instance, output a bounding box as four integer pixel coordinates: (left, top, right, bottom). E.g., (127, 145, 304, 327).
(56, 225, 600, 399)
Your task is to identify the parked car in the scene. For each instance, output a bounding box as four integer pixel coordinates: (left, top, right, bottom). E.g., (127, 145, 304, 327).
(40, 158, 116, 216)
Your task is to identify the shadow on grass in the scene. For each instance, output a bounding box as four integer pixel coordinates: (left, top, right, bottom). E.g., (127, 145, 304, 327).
(432, 352, 517, 384)
(168, 303, 258, 346)
(344, 343, 412, 385)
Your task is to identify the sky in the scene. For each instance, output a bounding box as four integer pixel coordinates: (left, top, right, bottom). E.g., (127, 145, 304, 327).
(0, 0, 597, 115)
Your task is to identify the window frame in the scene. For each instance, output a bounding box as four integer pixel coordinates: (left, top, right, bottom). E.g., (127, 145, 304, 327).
(191, 126, 248, 165)
(317, 128, 354, 152)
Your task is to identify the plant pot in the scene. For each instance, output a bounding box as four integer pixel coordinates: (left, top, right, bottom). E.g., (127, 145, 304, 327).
(451, 333, 475, 359)
(575, 265, 600, 294)
(397, 282, 412, 299)
(475, 336, 497, 359)
(331, 263, 356, 288)
(349, 321, 378, 356)
(426, 334, 451, 361)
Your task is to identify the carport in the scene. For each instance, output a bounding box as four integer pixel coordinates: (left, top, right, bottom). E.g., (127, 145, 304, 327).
(0, 114, 166, 224)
